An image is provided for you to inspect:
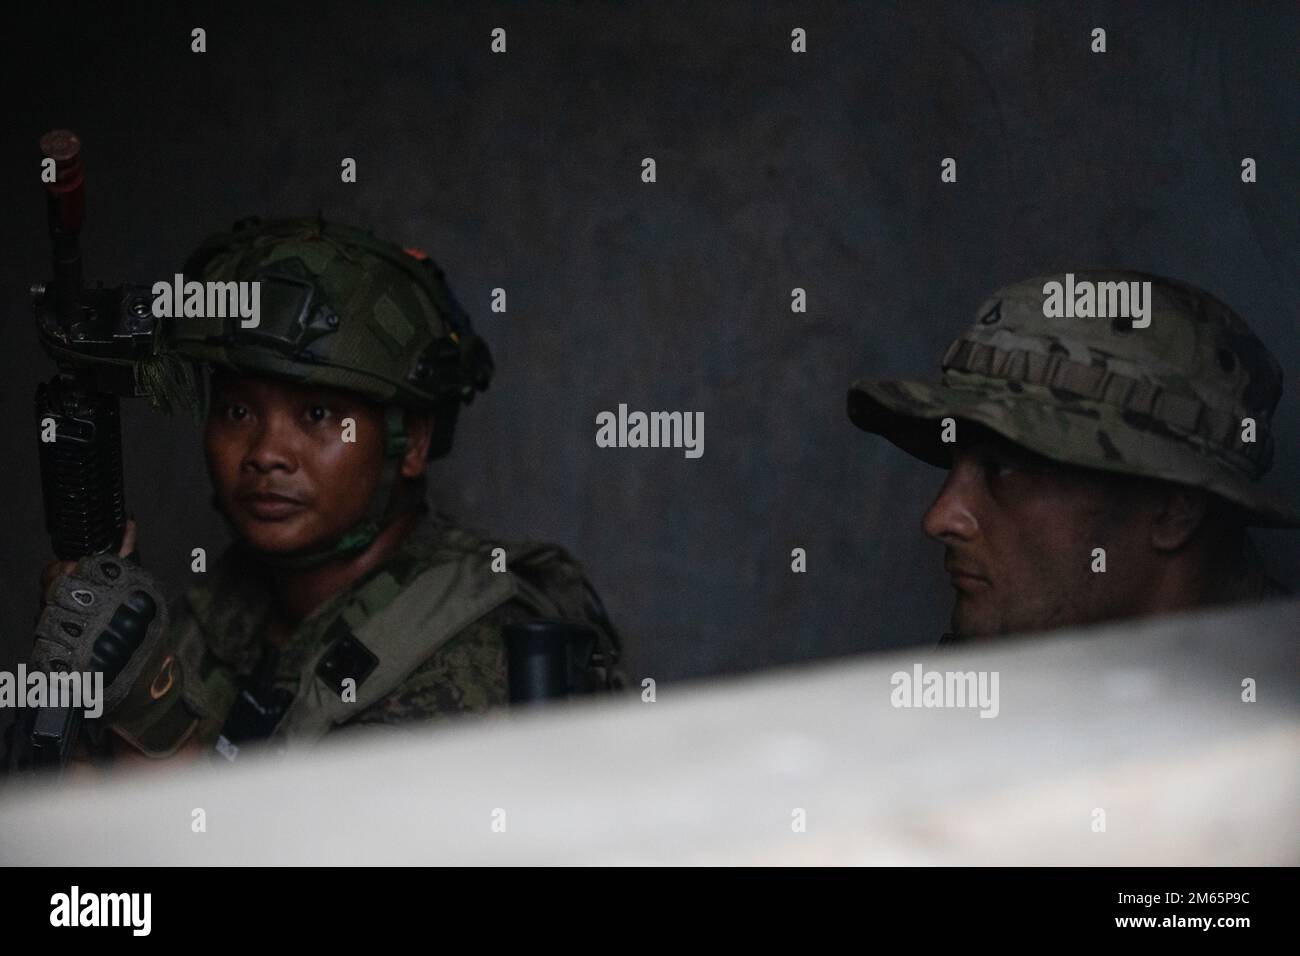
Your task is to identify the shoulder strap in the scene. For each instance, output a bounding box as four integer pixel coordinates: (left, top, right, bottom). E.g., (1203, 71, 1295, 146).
(274, 539, 519, 748)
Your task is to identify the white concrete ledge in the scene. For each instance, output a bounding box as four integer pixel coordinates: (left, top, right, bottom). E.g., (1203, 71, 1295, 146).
(2, 598, 1296, 865)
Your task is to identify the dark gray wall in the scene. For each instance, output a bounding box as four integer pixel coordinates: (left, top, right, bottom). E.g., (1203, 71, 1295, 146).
(4, 2, 1298, 694)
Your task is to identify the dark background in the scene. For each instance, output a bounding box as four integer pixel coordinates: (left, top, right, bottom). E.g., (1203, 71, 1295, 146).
(3, 2, 1297, 701)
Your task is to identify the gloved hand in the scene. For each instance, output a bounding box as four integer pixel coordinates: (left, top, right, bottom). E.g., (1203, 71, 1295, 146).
(31, 523, 170, 718)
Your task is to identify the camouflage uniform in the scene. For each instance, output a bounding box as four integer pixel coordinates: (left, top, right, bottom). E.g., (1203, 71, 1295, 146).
(111, 509, 623, 759)
(847, 270, 1297, 603)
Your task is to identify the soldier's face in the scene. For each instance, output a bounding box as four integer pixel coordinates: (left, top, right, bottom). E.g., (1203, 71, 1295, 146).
(203, 373, 389, 556)
(921, 428, 1151, 639)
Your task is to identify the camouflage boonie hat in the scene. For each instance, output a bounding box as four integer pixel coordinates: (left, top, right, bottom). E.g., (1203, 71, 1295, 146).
(848, 270, 1300, 528)
(170, 216, 494, 459)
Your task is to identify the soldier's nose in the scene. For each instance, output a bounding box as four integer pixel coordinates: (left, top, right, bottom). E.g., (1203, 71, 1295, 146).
(241, 425, 296, 473)
(922, 469, 980, 542)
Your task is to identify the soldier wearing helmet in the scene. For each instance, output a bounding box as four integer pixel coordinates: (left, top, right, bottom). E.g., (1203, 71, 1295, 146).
(32, 216, 624, 766)
(847, 271, 1296, 643)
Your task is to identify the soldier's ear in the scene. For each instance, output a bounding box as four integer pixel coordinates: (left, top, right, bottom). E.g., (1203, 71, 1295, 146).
(399, 410, 435, 478)
(1149, 484, 1209, 552)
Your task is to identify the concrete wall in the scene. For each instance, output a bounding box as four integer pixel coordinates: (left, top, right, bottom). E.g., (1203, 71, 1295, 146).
(3, 1, 1297, 689)
(5, 599, 1297, 864)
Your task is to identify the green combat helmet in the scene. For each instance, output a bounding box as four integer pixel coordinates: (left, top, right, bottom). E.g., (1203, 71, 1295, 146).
(168, 215, 495, 567)
(847, 270, 1300, 528)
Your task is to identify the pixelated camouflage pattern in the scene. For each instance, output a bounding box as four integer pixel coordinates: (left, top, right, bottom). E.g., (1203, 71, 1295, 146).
(847, 271, 1299, 527)
(109, 511, 624, 757)
(167, 217, 492, 418)
(346, 602, 519, 725)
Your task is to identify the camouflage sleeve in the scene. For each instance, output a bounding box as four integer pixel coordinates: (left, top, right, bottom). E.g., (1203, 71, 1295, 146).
(342, 601, 534, 728)
(105, 592, 206, 757)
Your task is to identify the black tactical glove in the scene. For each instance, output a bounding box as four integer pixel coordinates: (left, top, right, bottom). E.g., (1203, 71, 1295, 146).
(31, 554, 170, 718)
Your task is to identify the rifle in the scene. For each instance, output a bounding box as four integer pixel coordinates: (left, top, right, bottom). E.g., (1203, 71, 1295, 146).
(9, 130, 195, 774)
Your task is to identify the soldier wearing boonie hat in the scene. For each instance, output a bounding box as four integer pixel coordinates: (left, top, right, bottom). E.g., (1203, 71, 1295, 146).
(848, 270, 1296, 642)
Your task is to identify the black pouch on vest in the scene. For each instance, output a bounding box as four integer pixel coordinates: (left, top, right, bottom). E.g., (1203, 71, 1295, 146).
(505, 619, 599, 703)
(214, 646, 294, 761)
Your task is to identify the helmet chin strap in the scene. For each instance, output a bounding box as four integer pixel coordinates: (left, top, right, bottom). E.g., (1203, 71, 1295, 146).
(220, 406, 425, 572)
